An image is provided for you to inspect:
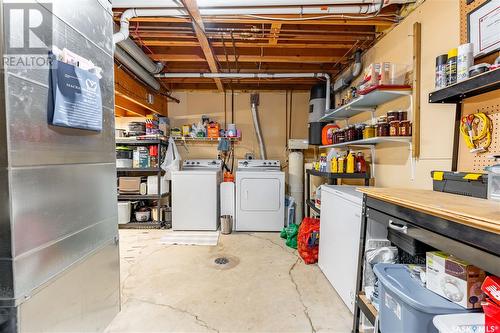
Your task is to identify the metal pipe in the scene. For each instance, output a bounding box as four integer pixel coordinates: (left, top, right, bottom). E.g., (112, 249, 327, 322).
(250, 93, 266, 160)
(333, 49, 363, 93)
(119, 37, 164, 73)
(112, 0, 409, 8)
(113, 0, 414, 44)
(156, 72, 322, 78)
(115, 46, 161, 91)
(156, 72, 332, 112)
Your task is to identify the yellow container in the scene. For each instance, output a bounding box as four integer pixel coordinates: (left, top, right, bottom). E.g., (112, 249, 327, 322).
(346, 153, 355, 173)
(338, 156, 345, 173)
(331, 157, 338, 173)
(363, 125, 375, 139)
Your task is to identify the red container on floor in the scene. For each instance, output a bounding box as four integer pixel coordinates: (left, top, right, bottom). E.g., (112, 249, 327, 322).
(297, 217, 320, 264)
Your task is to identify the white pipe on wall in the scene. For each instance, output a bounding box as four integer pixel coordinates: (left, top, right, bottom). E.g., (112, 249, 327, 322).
(250, 93, 266, 160)
(156, 72, 332, 111)
(113, 0, 415, 44)
(112, 0, 410, 9)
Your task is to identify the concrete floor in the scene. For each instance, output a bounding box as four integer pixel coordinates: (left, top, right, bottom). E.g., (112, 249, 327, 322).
(105, 230, 352, 333)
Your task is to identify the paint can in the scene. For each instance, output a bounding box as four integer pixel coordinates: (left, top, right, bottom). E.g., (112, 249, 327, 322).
(446, 48, 458, 86)
(457, 43, 474, 82)
(435, 54, 448, 89)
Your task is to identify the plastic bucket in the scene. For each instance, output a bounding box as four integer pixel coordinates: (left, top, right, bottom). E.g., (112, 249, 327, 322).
(220, 215, 233, 234)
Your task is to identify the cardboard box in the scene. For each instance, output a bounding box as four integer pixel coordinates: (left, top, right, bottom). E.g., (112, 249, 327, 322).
(119, 177, 141, 194)
(426, 251, 486, 309)
(137, 147, 150, 168)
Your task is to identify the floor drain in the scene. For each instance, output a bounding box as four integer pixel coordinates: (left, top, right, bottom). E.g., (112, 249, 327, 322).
(214, 257, 229, 265)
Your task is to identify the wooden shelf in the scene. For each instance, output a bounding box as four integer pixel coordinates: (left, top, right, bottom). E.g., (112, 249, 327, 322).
(429, 68, 500, 104)
(320, 136, 412, 149)
(321, 86, 412, 121)
(357, 292, 377, 325)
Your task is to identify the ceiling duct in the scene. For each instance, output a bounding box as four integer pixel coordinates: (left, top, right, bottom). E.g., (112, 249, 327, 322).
(115, 46, 161, 91)
(119, 37, 163, 74)
(333, 49, 363, 93)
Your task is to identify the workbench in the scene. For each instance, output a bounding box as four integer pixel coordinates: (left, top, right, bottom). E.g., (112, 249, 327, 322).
(352, 188, 500, 332)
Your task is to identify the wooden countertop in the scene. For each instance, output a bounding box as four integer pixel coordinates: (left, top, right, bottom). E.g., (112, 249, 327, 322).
(357, 188, 500, 235)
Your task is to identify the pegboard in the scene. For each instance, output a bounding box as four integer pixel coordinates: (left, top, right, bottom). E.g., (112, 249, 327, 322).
(457, 91, 500, 172)
(456, 1, 499, 173)
(460, 0, 500, 64)
(460, 0, 488, 44)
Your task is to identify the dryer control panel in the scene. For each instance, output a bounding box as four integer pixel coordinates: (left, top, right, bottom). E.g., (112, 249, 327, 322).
(237, 159, 280, 171)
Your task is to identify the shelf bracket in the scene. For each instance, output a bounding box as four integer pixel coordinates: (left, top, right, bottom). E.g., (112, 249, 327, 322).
(370, 145, 376, 178)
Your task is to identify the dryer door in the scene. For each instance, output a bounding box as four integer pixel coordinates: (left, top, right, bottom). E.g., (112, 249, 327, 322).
(235, 172, 284, 231)
(240, 178, 281, 211)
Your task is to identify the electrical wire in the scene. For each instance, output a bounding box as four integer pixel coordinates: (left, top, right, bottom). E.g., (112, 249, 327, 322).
(460, 113, 492, 152)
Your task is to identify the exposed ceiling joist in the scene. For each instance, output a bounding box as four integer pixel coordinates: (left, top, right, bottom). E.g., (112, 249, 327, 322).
(269, 22, 282, 45)
(181, 0, 224, 91)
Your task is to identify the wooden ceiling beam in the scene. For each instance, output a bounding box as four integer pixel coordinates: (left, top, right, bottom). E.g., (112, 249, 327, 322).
(153, 54, 346, 63)
(115, 95, 149, 117)
(269, 22, 282, 45)
(114, 65, 169, 116)
(181, 0, 224, 91)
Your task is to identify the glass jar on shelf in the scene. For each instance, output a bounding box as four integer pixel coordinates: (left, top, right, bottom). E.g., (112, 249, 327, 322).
(363, 125, 375, 139)
(377, 122, 390, 137)
(398, 110, 408, 121)
(355, 124, 365, 140)
(399, 120, 412, 136)
(345, 125, 357, 142)
(389, 121, 400, 136)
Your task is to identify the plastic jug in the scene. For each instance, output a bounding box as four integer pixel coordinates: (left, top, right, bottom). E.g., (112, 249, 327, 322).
(346, 152, 355, 173)
(330, 157, 338, 173)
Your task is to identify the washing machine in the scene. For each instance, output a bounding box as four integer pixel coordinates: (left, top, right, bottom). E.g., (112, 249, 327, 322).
(235, 160, 285, 231)
(172, 159, 222, 231)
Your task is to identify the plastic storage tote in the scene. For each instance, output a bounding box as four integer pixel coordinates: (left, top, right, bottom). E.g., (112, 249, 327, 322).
(433, 313, 485, 333)
(373, 264, 470, 333)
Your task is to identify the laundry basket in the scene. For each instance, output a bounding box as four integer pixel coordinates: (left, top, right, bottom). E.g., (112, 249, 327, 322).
(373, 264, 470, 333)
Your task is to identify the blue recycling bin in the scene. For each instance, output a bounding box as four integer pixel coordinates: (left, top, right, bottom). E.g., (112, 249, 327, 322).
(373, 264, 470, 333)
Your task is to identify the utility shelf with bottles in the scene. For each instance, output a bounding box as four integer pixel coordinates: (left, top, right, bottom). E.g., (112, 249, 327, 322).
(320, 62, 416, 179)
